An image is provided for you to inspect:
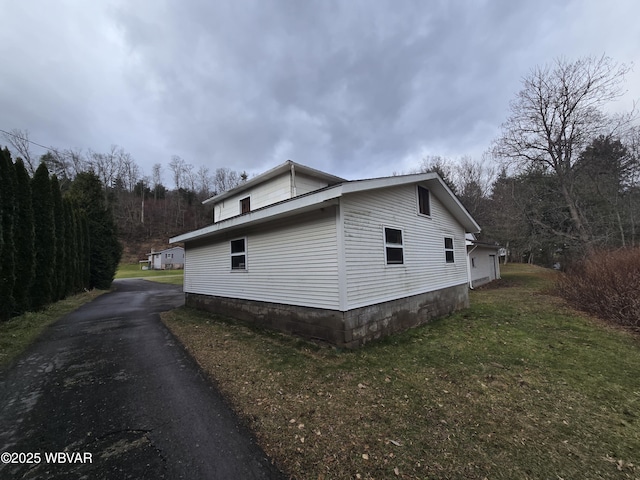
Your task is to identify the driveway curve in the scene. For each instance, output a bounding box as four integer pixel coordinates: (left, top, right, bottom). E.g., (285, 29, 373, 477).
(0, 279, 286, 479)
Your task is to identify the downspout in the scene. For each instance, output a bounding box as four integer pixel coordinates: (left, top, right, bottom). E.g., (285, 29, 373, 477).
(290, 162, 297, 197)
(467, 244, 478, 290)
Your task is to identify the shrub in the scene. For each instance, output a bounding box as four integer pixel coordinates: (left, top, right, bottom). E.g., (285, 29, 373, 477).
(556, 248, 640, 329)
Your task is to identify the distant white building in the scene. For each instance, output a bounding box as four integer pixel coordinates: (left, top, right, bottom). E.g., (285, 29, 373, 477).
(466, 234, 501, 288)
(147, 246, 184, 270)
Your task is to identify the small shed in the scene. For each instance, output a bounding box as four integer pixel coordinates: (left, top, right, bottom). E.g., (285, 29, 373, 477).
(466, 234, 501, 288)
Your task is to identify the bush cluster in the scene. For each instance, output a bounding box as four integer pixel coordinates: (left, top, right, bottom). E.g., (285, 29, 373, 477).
(556, 248, 640, 329)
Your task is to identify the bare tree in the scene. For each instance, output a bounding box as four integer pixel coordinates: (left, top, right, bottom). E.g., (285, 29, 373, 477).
(493, 55, 635, 250)
(119, 153, 140, 193)
(168, 155, 186, 190)
(454, 155, 496, 225)
(213, 167, 241, 194)
(151, 163, 163, 200)
(183, 162, 196, 193)
(2, 128, 36, 174)
(196, 165, 212, 198)
(89, 145, 128, 189)
(415, 155, 457, 192)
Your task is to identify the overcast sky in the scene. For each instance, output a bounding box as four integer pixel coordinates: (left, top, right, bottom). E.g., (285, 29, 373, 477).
(2, 0, 639, 183)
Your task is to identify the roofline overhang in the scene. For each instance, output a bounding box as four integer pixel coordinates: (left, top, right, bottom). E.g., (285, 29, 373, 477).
(170, 172, 480, 244)
(202, 160, 347, 206)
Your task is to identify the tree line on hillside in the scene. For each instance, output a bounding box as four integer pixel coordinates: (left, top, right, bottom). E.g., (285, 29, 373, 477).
(1, 131, 247, 251)
(0, 147, 121, 321)
(4, 55, 638, 268)
(427, 56, 640, 266)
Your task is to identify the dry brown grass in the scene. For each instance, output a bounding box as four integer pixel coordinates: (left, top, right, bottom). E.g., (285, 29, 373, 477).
(162, 264, 640, 479)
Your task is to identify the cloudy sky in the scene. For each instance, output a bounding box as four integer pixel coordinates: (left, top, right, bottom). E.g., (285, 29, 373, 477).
(2, 0, 639, 183)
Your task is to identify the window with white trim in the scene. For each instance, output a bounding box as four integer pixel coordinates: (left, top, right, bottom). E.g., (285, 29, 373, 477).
(230, 238, 247, 270)
(384, 227, 404, 265)
(444, 237, 454, 263)
(417, 185, 431, 216)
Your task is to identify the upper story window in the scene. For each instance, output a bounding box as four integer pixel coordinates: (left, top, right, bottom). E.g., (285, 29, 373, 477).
(444, 237, 455, 263)
(417, 185, 431, 216)
(240, 196, 251, 214)
(231, 238, 247, 270)
(384, 227, 404, 265)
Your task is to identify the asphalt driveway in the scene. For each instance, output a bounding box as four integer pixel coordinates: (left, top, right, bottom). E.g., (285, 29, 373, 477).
(0, 279, 285, 479)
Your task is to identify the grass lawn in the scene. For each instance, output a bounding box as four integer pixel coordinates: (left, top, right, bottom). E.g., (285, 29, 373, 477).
(0, 289, 105, 369)
(115, 263, 184, 285)
(162, 264, 640, 479)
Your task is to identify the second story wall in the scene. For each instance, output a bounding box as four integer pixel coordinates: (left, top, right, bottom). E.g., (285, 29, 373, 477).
(213, 171, 333, 222)
(214, 171, 292, 222)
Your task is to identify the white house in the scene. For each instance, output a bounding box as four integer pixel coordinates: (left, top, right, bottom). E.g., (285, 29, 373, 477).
(147, 246, 185, 270)
(170, 161, 481, 348)
(466, 234, 501, 288)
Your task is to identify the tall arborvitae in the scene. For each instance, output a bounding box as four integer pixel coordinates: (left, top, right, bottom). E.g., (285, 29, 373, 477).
(63, 199, 77, 297)
(0, 152, 4, 314)
(30, 163, 55, 309)
(67, 172, 122, 289)
(0, 147, 16, 320)
(13, 158, 35, 313)
(79, 212, 91, 289)
(50, 175, 66, 300)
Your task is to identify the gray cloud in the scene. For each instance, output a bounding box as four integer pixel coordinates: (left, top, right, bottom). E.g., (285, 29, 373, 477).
(2, 0, 639, 181)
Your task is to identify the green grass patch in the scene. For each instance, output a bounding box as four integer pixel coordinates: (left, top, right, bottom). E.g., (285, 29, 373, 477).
(0, 289, 105, 369)
(116, 263, 184, 285)
(162, 264, 640, 479)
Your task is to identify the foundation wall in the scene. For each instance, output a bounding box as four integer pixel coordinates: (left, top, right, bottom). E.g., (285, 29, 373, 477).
(185, 283, 469, 348)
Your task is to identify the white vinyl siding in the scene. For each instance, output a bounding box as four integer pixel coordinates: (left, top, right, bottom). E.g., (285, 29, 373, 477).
(469, 246, 500, 286)
(184, 208, 340, 309)
(214, 172, 332, 222)
(294, 173, 331, 195)
(215, 172, 292, 222)
(342, 185, 468, 310)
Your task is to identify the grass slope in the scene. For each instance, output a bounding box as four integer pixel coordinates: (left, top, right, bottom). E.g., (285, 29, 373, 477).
(115, 263, 184, 285)
(162, 264, 640, 479)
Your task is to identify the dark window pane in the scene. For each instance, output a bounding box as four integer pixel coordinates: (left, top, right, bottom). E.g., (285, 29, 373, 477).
(231, 239, 245, 253)
(231, 255, 246, 269)
(386, 247, 404, 264)
(240, 197, 250, 214)
(385, 228, 402, 245)
(444, 237, 453, 250)
(418, 186, 430, 215)
(445, 250, 454, 263)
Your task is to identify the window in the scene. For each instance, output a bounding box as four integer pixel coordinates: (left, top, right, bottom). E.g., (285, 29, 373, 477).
(231, 238, 246, 270)
(240, 196, 250, 214)
(417, 185, 431, 216)
(384, 227, 404, 265)
(444, 237, 454, 263)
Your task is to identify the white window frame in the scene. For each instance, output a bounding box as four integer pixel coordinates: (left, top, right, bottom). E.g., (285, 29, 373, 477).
(444, 236, 455, 264)
(416, 185, 431, 217)
(230, 237, 247, 271)
(383, 226, 404, 265)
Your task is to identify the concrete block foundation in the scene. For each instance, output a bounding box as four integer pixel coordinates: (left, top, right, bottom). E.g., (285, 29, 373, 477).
(185, 283, 469, 348)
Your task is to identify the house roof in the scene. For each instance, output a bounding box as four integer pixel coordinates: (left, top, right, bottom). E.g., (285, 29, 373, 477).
(465, 234, 501, 250)
(148, 246, 184, 256)
(170, 170, 481, 244)
(202, 160, 347, 206)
